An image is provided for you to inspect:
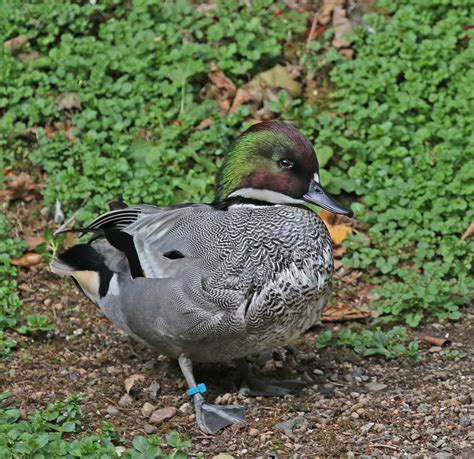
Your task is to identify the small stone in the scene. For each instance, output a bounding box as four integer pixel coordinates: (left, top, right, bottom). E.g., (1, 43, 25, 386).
(40, 206, 52, 218)
(231, 422, 245, 433)
(106, 406, 119, 416)
(319, 386, 335, 397)
(293, 402, 309, 412)
(144, 424, 156, 434)
(248, 427, 259, 437)
(148, 382, 161, 400)
(179, 402, 193, 415)
(143, 359, 156, 369)
(417, 403, 431, 414)
(141, 402, 155, 417)
(149, 407, 176, 424)
(212, 455, 235, 459)
(365, 382, 387, 392)
(118, 394, 134, 407)
(73, 328, 83, 336)
(361, 422, 374, 435)
(276, 416, 304, 436)
(411, 433, 421, 440)
(352, 367, 366, 378)
(459, 414, 471, 427)
(351, 412, 359, 419)
(313, 368, 324, 375)
(374, 423, 385, 432)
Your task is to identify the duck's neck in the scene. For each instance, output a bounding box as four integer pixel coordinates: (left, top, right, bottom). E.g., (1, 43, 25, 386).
(212, 196, 274, 210)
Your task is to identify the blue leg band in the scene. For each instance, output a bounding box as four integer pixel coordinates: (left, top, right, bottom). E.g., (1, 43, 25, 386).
(187, 383, 207, 396)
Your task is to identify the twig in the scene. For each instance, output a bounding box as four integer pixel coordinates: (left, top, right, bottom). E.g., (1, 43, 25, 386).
(54, 208, 80, 235)
(306, 12, 320, 50)
(370, 444, 400, 451)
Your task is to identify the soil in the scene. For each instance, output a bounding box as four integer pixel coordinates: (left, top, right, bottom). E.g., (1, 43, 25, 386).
(1, 202, 473, 458)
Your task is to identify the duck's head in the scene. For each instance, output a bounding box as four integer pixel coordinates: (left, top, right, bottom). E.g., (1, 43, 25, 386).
(215, 121, 352, 216)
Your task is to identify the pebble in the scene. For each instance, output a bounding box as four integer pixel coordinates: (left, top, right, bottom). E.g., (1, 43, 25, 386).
(147, 382, 161, 400)
(313, 368, 324, 375)
(351, 412, 359, 419)
(459, 414, 471, 427)
(144, 424, 156, 434)
(118, 394, 134, 407)
(374, 423, 385, 432)
(141, 402, 155, 417)
(248, 427, 259, 437)
(361, 422, 374, 435)
(106, 406, 119, 416)
(179, 402, 193, 415)
(417, 403, 431, 413)
(352, 367, 366, 378)
(143, 359, 156, 369)
(276, 416, 304, 436)
(149, 407, 176, 424)
(73, 328, 83, 336)
(365, 382, 387, 392)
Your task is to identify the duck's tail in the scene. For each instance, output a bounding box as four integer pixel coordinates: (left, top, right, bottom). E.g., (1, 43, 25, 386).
(51, 244, 113, 305)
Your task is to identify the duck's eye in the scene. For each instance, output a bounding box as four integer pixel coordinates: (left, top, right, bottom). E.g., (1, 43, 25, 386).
(278, 158, 293, 169)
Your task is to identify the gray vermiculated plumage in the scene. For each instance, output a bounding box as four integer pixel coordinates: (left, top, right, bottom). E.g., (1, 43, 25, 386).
(94, 203, 333, 362)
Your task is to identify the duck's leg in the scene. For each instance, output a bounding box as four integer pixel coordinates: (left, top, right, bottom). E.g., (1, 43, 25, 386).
(178, 355, 246, 434)
(237, 358, 305, 397)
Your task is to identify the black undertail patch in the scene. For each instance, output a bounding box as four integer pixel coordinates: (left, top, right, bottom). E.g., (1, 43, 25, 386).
(58, 244, 113, 298)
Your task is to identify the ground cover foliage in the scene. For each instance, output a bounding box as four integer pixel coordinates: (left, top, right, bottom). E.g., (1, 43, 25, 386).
(1, 0, 473, 455)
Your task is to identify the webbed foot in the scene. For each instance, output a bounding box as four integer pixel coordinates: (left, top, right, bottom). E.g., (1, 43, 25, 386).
(195, 399, 247, 434)
(237, 358, 305, 397)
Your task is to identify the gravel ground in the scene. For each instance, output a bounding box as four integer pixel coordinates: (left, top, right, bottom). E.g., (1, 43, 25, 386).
(2, 203, 473, 457)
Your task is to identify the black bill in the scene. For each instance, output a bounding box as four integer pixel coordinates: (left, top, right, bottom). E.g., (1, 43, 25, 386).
(303, 180, 353, 217)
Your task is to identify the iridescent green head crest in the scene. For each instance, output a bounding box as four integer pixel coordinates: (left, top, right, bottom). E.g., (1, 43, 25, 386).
(215, 121, 318, 203)
(213, 120, 353, 216)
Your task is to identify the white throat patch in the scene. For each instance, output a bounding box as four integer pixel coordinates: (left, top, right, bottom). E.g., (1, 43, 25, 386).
(229, 188, 305, 205)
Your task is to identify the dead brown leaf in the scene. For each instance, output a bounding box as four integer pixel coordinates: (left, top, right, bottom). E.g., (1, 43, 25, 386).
(319, 209, 353, 244)
(332, 5, 353, 48)
(230, 65, 302, 114)
(461, 222, 474, 241)
(18, 51, 40, 62)
(195, 117, 213, 131)
(339, 48, 355, 59)
(333, 245, 347, 258)
(327, 223, 352, 244)
(124, 374, 145, 394)
(0, 172, 41, 203)
(320, 209, 338, 226)
(208, 65, 236, 115)
(321, 301, 370, 322)
(319, 0, 344, 25)
(56, 93, 82, 111)
(420, 335, 451, 347)
(10, 252, 42, 268)
(4, 35, 28, 53)
(24, 236, 46, 251)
